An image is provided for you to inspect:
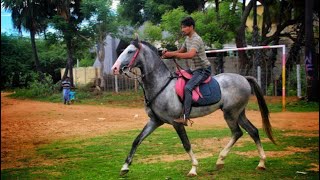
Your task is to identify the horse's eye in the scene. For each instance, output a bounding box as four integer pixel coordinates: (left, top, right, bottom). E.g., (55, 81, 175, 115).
(128, 50, 134, 54)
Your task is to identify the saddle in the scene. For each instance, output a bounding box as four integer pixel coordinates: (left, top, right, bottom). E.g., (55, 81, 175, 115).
(175, 69, 221, 106)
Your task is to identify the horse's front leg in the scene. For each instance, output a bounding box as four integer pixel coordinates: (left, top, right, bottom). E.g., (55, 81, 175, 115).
(120, 119, 163, 176)
(173, 123, 198, 176)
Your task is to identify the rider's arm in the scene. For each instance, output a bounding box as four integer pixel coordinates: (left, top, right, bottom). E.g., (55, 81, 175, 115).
(173, 48, 196, 59)
(162, 47, 186, 57)
(163, 48, 196, 59)
(173, 47, 187, 54)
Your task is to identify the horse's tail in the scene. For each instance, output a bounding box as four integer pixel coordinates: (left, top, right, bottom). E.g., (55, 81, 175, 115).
(245, 76, 276, 144)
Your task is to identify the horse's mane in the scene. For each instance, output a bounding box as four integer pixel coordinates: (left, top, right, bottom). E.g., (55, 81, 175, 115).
(131, 39, 160, 57)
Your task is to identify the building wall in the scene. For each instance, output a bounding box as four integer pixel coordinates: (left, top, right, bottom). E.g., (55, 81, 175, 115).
(61, 67, 101, 86)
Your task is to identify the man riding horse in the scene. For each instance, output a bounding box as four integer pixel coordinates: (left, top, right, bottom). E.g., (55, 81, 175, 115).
(162, 16, 211, 126)
(111, 16, 275, 177)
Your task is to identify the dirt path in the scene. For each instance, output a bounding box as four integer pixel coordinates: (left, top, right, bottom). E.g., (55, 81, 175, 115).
(1, 92, 319, 170)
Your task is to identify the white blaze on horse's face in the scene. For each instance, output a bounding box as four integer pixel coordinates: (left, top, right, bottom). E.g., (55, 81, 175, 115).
(111, 44, 138, 75)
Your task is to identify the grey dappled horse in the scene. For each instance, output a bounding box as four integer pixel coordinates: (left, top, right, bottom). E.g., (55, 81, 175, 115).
(111, 39, 275, 177)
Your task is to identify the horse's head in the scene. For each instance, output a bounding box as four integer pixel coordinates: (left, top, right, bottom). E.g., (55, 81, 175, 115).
(112, 38, 142, 75)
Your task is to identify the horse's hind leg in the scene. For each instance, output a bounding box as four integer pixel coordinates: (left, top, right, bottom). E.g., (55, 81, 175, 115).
(120, 119, 163, 176)
(238, 111, 266, 170)
(216, 111, 243, 170)
(173, 123, 198, 177)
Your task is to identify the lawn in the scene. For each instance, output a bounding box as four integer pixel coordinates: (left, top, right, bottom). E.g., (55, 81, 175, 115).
(1, 128, 318, 179)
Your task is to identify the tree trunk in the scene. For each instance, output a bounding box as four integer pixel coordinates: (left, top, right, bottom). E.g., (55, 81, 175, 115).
(252, 0, 260, 76)
(305, 0, 319, 101)
(98, 35, 106, 91)
(214, 0, 219, 20)
(236, 0, 253, 75)
(30, 30, 44, 79)
(64, 38, 74, 87)
(261, 1, 272, 41)
(287, 22, 305, 71)
(242, 0, 246, 12)
(63, 62, 69, 80)
(198, 0, 207, 11)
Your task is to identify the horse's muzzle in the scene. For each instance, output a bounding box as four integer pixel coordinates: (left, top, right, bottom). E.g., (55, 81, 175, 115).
(121, 65, 130, 74)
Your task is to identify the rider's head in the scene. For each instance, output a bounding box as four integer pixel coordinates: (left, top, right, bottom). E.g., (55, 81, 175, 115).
(181, 16, 195, 36)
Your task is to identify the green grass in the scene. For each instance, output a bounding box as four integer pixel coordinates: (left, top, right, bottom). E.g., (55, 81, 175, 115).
(247, 99, 319, 112)
(1, 128, 319, 179)
(9, 90, 145, 108)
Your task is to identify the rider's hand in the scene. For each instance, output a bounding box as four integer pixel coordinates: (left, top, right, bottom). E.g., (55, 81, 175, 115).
(161, 49, 167, 59)
(162, 51, 175, 59)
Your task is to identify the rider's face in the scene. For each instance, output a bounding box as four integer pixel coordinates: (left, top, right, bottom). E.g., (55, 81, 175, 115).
(181, 25, 193, 36)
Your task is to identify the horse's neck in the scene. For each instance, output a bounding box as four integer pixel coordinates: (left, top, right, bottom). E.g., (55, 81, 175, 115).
(141, 54, 172, 98)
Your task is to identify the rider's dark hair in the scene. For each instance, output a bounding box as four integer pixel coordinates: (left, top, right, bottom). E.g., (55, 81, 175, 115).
(181, 16, 195, 28)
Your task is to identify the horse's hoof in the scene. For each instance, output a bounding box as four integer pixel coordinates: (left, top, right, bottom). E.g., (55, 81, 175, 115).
(120, 169, 129, 176)
(187, 173, 197, 177)
(256, 166, 266, 170)
(215, 164, 224, 170)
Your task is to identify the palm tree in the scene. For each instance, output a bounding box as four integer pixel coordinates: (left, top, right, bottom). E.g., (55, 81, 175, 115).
(2, 0, 48, 77)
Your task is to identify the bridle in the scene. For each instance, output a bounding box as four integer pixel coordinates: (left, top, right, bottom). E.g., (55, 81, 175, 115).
(121, 43, 145, 79)
(120, 42, 176, 118)
(127, 43, 142, 69)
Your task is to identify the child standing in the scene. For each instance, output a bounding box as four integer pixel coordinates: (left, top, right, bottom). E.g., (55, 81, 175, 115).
(69, 88, 76, 104)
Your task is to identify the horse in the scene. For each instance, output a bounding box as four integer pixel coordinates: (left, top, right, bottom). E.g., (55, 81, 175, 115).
(111, 39, 275, 177)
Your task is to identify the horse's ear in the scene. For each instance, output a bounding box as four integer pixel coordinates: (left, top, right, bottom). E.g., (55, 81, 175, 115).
(131, 33, 141, 49)
(134, 33, 140, 42)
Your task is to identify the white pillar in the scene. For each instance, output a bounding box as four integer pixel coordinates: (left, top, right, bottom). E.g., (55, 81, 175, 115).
(257, 66, 261, 87)
(115, 75, 118, 93)
(84, 67, 87, 84)
(296, 64, 301, 98)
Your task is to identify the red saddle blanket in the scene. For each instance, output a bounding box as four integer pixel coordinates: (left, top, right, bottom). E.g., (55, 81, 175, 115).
(175, 70, 212, 102)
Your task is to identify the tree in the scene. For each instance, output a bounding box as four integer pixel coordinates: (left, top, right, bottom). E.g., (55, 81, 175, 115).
(48, 0, 87, 87)
(192, 2, 240, 74)
(160, 7, 188, 45)
(304, 0, 319, 101)
(118, 0, 207, 25)
(251, 0, 261, 78)
(1, 34, 33, 89)
(117, 0, 145, 25)
(142, 21, 162, 43)
(2, 0, 49, 79)
(192, 2, 240, 47)
(235, 0, 253, 75)
(81, 0, 117, 90)
(38, 34, 68, 82)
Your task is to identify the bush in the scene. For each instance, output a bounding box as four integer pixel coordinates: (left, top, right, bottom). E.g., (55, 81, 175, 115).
(10, 73, 58, 98)
(287, 65, 306, 96)
(267, 65, 306, 97)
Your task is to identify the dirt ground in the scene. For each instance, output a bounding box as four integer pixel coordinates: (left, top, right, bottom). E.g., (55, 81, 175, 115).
(1, 92, 319, 170)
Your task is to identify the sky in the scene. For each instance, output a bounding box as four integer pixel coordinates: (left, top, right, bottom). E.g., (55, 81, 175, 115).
(1, 1, 119, 37)
(1, 8, 29, 36)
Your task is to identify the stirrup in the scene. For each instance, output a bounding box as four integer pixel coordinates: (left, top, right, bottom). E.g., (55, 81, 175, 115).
(174, 115, 194, 126)
(174, 118, 188, 126)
